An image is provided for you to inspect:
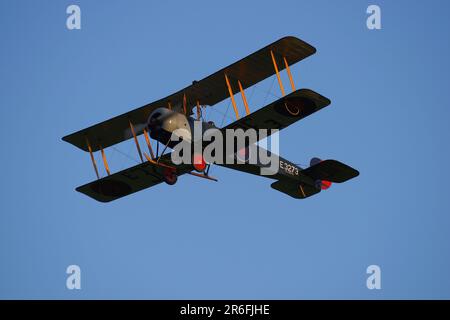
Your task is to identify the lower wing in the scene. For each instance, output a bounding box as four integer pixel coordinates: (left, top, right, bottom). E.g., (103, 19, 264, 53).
(75, 154, 192, 202)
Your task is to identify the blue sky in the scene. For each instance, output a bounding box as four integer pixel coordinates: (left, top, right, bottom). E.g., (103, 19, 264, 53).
(1, 0, 450, 299)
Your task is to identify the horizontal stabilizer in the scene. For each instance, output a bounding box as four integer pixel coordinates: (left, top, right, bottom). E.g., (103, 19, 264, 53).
(301, 160, 359, 183)
(271, 180, 320, 199)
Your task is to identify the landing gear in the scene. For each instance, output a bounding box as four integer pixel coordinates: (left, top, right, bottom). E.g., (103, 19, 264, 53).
(163, 167, 177, 185)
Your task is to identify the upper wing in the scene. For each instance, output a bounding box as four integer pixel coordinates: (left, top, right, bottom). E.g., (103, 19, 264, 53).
(62, 36, 316, 152)
(223, 88, 330, 134)
(76, 154, 192, 202)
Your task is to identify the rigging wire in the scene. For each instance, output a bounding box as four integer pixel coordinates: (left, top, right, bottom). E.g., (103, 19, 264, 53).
(108, 146, 116, 163)
(247, 85, 256, 106)
(263, 89, 281, 101)
(262, 76, 276, 107)
(219, 100, 232, 127)
(112, 145, 140, 167)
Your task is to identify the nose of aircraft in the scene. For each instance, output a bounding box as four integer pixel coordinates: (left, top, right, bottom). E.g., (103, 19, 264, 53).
(147, 107, 172, 134)
(148, 113, 162, 131)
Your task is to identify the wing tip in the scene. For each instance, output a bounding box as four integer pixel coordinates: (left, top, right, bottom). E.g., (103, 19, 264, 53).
(281, 35, 317, 55)
(61, 133, 92, 152)
(295, 88, 332, 108)
(75, 185, 116, 203)
(61, 134, 71, 144)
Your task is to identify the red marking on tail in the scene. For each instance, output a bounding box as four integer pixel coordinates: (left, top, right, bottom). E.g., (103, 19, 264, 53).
(321, 180, 332, 190)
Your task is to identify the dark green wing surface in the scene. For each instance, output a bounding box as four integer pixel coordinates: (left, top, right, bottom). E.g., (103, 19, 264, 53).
(62, 36, 316, 152)
(76, 155, 192, 202)
(224, 89, 330, 133)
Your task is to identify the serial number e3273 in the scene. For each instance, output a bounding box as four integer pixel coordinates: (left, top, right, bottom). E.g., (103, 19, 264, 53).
(280, 160, 299, 176)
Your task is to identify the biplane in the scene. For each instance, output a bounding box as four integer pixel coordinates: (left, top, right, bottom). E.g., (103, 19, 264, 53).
(62, 36, 359, 202)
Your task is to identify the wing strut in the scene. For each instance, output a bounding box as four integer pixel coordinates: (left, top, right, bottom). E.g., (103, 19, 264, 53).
(143, 152, 178, 171)
(270, 50, 285, 97)
(86, 138, 100, 179)
(129, 120, 144, 163)
(283, 57, 296, 92)
(143, 128, 155, 159)
(100, 146, 111, 176)
(224, 73, 240, 120)
(238, 80, 250, 116)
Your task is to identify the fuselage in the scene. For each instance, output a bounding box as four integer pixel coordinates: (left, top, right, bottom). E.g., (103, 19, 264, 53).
(146, 107, 310, 184)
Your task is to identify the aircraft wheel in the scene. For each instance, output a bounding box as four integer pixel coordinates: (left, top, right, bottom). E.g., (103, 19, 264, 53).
(163, 168, 177, 185)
